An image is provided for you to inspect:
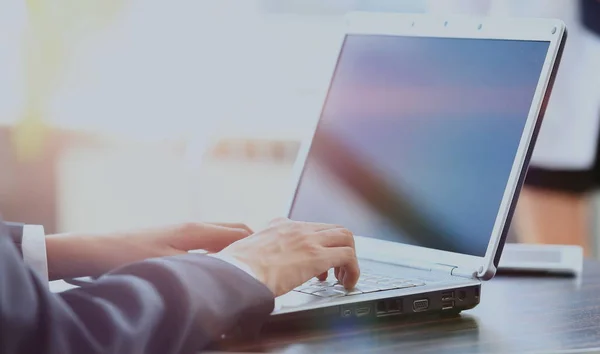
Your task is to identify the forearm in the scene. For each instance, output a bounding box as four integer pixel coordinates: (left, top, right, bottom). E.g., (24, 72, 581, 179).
(46, 232, 154, 281)
(45, 223, 251, 281)
(46, 234, 96, 280)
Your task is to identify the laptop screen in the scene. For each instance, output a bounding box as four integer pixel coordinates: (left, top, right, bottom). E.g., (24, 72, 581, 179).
(289, 34, 550, 257)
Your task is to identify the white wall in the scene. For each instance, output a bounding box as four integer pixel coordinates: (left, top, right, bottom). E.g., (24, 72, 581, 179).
(57, 143, 297, 233)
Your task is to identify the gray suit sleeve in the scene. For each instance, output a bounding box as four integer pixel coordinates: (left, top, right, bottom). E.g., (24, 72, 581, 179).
(0, 222, 274, 354)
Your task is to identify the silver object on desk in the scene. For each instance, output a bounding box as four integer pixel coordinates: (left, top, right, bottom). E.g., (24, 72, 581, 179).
(498, 243, 583, 276)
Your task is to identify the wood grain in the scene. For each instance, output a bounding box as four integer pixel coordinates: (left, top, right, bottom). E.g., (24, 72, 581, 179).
(214, 260, 600, 353)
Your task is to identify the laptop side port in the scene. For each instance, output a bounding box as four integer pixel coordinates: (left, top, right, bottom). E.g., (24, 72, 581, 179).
(375, 299, 403, 317)
(412, 299, 429, 312)
(355, 306, 371, 317)
(341, 305, 353, 318)
(442, 300, 455, 310)
(376, 301, 387, 314)
(387, 299, 401, 313)
(441, 291, 454, 302)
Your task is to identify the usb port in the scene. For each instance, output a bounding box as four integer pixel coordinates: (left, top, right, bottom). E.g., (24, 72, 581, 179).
(441, 291, 454, 301)
(356, 306, 371, 317)
(442, 300, 455, 310)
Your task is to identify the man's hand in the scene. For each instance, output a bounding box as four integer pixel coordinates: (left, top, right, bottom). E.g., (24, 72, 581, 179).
(46, 222, 252, 280)
(217, 218, 360, 297)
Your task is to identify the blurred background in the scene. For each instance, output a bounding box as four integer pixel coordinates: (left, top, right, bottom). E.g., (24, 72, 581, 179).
(2, 1, 600, 256)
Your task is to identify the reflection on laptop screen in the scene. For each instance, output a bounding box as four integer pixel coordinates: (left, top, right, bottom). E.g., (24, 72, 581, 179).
(289, 34, 550, 257)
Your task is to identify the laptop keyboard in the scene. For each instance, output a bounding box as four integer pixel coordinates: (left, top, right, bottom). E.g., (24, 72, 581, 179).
(293, 269, 427, 298)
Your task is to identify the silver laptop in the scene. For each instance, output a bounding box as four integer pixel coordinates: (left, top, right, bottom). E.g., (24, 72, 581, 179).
(267, 12, 566, 326)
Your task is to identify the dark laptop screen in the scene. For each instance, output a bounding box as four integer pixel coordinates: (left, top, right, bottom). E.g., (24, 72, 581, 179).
(289, 34, 550, 257)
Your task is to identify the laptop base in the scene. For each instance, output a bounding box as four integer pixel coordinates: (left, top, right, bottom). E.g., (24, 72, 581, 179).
(264, 284, 480, 330)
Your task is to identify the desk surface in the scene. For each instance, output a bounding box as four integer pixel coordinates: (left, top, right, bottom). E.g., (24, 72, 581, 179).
(217, 261, 600, 354)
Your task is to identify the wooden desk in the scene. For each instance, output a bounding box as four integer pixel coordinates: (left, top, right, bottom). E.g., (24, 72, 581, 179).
(215, 261, 600, 354)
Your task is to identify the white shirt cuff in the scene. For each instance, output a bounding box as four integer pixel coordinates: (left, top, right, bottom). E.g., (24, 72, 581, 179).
(208, 254, 258, 280)
(22, 225, 48, 284)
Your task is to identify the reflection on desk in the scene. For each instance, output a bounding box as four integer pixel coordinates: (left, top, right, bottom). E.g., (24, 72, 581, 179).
(214, 261, 600, 354)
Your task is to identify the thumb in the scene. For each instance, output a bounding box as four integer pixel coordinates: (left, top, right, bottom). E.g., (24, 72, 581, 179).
(171, 223, 252, 252)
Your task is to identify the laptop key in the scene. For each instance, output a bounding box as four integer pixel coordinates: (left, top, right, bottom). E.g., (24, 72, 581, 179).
(356, 281, 373, 288)
(332, 285, 363, 296)
(374, 283, 398, 291)
(308, 279, 338, 287)
(345, 289, 364, 296)
(355, 285, 380, 293)
(297, 285, 328, 294)
(295, 286, 309, 293)
(376, 280, 395, 285)
(312, 288, 346, 298)
(387, 278, 409, 284)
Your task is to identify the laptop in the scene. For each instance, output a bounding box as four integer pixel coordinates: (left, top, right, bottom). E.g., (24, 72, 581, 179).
(267, 12, 566, 325)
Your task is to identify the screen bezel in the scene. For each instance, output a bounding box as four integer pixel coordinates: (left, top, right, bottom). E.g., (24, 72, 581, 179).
(284, 12, 567, 280)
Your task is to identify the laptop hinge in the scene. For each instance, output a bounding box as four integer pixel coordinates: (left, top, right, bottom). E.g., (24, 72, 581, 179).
(431, 263, 478, 279)
(430, 263, 456, 274)
(450, 267, 479, 279)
